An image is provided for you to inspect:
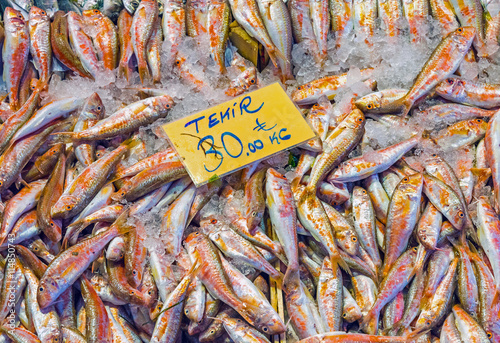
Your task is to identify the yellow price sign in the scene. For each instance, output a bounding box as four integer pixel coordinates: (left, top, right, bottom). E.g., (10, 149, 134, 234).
(162, 82, 316, 186)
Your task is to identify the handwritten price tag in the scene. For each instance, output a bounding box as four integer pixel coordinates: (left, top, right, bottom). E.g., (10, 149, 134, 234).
(162, 82, 316, 186)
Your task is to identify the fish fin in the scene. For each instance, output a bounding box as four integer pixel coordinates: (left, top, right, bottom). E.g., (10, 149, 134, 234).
(400, 98, 413, 118)
(50, 132, 75, 144)
(332, 252, 351, 277)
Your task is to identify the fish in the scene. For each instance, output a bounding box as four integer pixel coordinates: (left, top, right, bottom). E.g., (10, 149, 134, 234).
(162, 0, 186, 68)
(436, 76, 500, 109)
(117, 9, 135, 82)
(291, 69, 374, 105)
(67, 11, 101, 78)
(397, 27, 476, 117)
(131, 0, 159, 83)
(228, 0, 282, 68)
(3, 7, 30, 111)
(207, 0, 230, 74)
(82, 9, 119, 71)
(257, 0, 293, 80)
(28, 6, 51, 84)
(382, 173, 423, 278)
(51, 11, 93, 78)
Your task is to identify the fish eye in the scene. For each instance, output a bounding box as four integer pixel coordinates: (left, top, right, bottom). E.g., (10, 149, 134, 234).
(458, 211, 464, 218)
(166, 103, 171, 109)
(39, 286, 44, 292)
(148, 290, 152, 295)
(129, 290, 135, 295)
(426, 320, 431, 326)
(488, 333, 493, 339)
(403, 177, 409, 182)
(157, 304, 162, 310)
(367, 104, 373, 109)
(357, 117, 363, 122)
(185, 309, 189, 314)
(457, 28, 463, 33)
(297, 86, 302, 90)
(476, 119, 482, 123)
(447, 78, 454, 85)
(250, 79, 256, 84)
(251, 211, 257, 217)
(210, 219, 217, 224)
(41, 10, 46, 15)
(0, 181, 3, 187)
(50, 222, 55, 227)
(96, 106, 102, 111)
(431, 153, 437, 157)
(210, 330, 214, 334)
(93, 9, 99, 13)
(342, 313, 347, 318)
(66, 205, 73, 211)
(175, 60, 181, 66)
(54, 338, 59, 342)
(263, 327, 268, 332)
(413, 247, 418, 252)
(351, 236, 357, 242)
(132, 270, 137, 275)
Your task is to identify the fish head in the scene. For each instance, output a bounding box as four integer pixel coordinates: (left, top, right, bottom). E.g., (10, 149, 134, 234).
(415, 312, 435, 333)
(344, 108, 365, 130)
(450, 26, 476, 51)
(51, 195, 79, 219)
(447, 204, 466, 230)
(252, 310, 286, 335)
(81, 92, 105, 120)
(435, 77, 465, 99)
(37, 276, 60, 309)
(291, 83, 316, 105)
(156, 94, 175, 113)
(28, 6, 49, 23)
(482, 322, 500, 343)
(399, 172, 424, 193)
(355, 92, 383, 113)
(336, 229, 359, 256)
(184, 231, 204, 246)
(467, 118, 488, 134)
(4, 7, 26, 28)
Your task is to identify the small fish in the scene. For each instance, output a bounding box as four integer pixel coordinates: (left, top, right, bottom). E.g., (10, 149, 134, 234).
(28, 6, 51, 84)
(3, 7, 30, 111)
(131, 0, 159, 83)
(291, 69, 374, 105)
(67, 11, 101, 77)
(436, 76, 500, 109)
(397, 27, 476, 117)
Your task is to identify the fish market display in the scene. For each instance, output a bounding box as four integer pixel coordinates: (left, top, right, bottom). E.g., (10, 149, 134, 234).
(0, 0, 499, 342)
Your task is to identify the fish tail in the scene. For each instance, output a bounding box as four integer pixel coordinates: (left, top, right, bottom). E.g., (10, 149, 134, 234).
(359, 309, 379, 335)
(283, 265, 300, 294)
(138, 62, 150, 85)
(50, 132, 75, 144)
(267, 46, 286, 69)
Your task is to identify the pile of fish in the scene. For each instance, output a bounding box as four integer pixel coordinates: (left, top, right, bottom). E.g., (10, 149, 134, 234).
(0, 0, 500, 342)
